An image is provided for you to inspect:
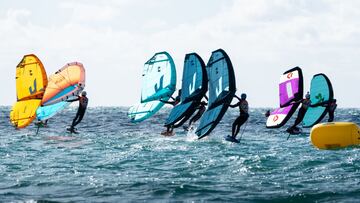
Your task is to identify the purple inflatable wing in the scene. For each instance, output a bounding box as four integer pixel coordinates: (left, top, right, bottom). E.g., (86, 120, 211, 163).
(266, 103, 300, 128)
(266, 67, 304, 128)
(279, 67, 303, 107)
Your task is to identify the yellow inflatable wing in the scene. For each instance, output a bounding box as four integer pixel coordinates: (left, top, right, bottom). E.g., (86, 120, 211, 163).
(10, 54, 48, 128)
(311, 122, 360, 149)
(10, 100, 42, 128)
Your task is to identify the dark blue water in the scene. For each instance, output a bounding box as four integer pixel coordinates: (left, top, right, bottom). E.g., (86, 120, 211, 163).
(1, 107, 360, 202)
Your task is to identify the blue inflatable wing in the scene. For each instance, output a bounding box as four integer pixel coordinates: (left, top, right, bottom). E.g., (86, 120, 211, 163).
(128, 52, 176, 123)
(302, 73, 333, 128)
(36, 101, 71, 121)
(165, 53, 207, 126)
(195, 49, 236, 139)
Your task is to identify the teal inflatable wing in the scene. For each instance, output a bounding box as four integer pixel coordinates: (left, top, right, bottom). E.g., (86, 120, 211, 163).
(165, 53, 207, 127)
(128, 101, 166, 122)
(36, 101, 71, 121)
(302, 73, 333, 128)
(128, 52, 176, 123)
(195, 49, 236, 139)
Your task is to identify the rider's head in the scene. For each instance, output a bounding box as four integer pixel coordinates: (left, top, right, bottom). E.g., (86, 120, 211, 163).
(241, 93, 247, 100)
(81, 91, 87, 97)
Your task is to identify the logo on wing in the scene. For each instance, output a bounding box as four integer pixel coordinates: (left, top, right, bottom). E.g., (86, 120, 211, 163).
(215, 77, 222, 97)
(29, 79, 37, 95)
(154, 75, 164, 93)
(287, 72, 293, 79)
(273, 115, 279, 122)
(188, 73, 196, 95)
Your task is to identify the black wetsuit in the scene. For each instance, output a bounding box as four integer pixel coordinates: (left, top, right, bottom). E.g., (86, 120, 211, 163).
(327, 99, 337, 122)
(188, 102, 207, 126)
(230, 99, 249, 138)
(290, 98, 310, 129)
(68, 96, 88, 129)
(161, 95, 180, 133)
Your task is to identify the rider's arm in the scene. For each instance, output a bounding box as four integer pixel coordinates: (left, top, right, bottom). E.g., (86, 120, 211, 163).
(229, 102, 239, 108)
(67, 96, 80, 102)
(160, 99, 174, 105)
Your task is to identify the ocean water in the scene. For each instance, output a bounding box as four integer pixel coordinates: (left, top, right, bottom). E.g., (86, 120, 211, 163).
(1, 106, 360, 202)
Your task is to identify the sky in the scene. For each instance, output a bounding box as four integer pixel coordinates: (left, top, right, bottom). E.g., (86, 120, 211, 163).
(0, 0, 359, 107)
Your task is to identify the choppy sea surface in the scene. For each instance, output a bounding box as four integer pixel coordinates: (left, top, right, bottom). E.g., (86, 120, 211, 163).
(1, 106, 360, 202)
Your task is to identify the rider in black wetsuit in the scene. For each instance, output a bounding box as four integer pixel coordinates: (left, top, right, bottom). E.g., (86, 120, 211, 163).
(325, 99, 337, 122)
(265, 110, 271, 118)
(229, 93, 249, 139)
(160, 89, 181, 136)
(187, 100, 207, 128)
(287, 92, 310, 133)
(67, 91, 88, 133)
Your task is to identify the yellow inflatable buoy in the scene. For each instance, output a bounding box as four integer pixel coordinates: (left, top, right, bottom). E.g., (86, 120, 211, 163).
(310, 122, 360, 149)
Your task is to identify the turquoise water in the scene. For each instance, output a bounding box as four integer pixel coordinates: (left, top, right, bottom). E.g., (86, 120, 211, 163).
(1, 107, 360, 202)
